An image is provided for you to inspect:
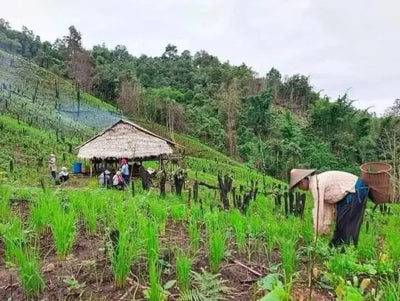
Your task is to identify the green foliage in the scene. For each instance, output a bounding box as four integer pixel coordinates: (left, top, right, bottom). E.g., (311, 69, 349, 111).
(11, 244, 45, 296)
(206, 212, 226, 273)
(380, 272, 400, 301)
(50, 203, 76, 259)
(188, 218, 201, 253)
(0, 184, 12, 221)
(257, 273, 290, 301)
(230, 210, 246, 254)
(179, 268, 230, 301)
(0, 216, 25, 263)
(278, 236, 298, 284)
(176, 252, 193, 292)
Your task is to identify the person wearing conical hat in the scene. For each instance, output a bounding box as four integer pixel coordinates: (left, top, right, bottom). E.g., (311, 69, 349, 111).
(59, 167, 69, 183)
(289, 169, 369, 247)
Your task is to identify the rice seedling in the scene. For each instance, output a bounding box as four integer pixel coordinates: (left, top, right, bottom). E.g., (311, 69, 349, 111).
(383, 217, 400, 263)
(0, 216, 25, 263)
(264, 219, 277, 260)
(0, 184, 12, 222)
(148, 259, 164, 301)
(170, 203, 186, 222)
(80, 193, 100, 233)
(109, 229, 138, 288)
(231, 209, 246, 254)
(176, 251, 193, 292)
(50, 204, 76, 259)
(301, 213, 314, 247)
(30, 191, 56, 233)
(190, 203, 203, 221)
(11, 243, 45, 296)
(278, 236, 298, 285)
(206, 212, 225, 273)
(357, 223, 378, 260)
(145, 220, 159, 265)
(188, 218, 201, 253)
(380, 271, 400, 300)
(150, 200, 168, 234)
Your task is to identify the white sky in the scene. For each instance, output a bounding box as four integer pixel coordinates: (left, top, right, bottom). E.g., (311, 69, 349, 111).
(2, 0, 399, 115)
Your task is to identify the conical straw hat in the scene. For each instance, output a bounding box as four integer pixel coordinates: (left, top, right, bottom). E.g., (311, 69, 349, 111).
(289, 169, 317, 189)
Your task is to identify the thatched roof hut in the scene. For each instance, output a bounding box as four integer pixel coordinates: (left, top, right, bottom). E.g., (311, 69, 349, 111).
(76, 119, 180, 161)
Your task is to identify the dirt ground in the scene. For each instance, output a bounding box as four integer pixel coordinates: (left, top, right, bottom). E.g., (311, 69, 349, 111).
(0, 201, 335, 300)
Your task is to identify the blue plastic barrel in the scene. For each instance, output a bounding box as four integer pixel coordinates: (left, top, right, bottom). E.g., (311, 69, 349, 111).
(73, 162, 82, 174)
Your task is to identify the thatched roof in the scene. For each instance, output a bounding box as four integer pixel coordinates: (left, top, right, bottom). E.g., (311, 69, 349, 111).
(76, 119, 179, 160)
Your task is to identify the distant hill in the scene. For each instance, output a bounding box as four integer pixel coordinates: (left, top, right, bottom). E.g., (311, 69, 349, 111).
(0, 49, 261, 187)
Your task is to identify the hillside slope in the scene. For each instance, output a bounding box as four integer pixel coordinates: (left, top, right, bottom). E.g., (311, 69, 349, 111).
(0, 51, 277, 186)
(0, 50, 242, 166)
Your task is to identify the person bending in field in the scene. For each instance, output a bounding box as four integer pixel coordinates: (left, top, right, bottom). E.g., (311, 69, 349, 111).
(59, 167, 69, 183)
(113, 171, 125, 190)
(289, 169, 369, 247)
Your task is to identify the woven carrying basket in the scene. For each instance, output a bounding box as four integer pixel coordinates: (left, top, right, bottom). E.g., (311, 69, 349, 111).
(360, 162, 392, 204)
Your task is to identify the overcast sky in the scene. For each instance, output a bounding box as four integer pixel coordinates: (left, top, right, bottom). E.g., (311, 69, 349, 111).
(2, 0, 399, 114)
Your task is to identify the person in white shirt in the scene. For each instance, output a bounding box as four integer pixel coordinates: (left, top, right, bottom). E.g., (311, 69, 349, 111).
(59, 167, 69, 182)
(290, 169, 369, 247)
(99, 170, 111, 187)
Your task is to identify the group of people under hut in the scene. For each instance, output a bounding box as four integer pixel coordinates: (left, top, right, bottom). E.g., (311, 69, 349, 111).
(99, 158, 130, 190)
(48, 154, 69, 183)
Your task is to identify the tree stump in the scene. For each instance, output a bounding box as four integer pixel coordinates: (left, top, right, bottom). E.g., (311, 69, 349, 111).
(218, 175, 233, 210)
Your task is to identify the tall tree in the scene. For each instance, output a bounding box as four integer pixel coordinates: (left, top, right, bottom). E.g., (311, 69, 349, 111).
(116, 79, 143, 116)
(217, 78, 242, 156)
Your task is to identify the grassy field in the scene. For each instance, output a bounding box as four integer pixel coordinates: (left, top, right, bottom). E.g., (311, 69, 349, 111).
(1, 177, 399, 300)
(1, 49, 400, 301)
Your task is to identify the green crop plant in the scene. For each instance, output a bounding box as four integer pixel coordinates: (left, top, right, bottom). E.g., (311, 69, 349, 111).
(170, 203, 186, 222)
(80, 193, 101, 233)
(247, 215, 265, 256)
(231, 210, 246, 254)
(150, 200, 168, 234)
(190, 203, 203, 221)
(278, 236, 298, 285)
(206, 212, 225, 273)
(0, 216, 25, 263)
(188, 218, 201, 254)
(264, 219, 277, 260)
(50, 204, 76, 259)
(383, 217, 400, 263)
(379, 271, 400, 300)
(0, 184, 12, 222)
(176, 252, 193, 292)
(148, 259, 164, 301)
(12, 244, 45, 296)
(108, 197, 142, 288)
(30, 191, 57, 233)
(301, 213, 314, 247)
(357, 223, 378, 260)
(328, 246, 359, 281)
(146, 220, 160, 266)
(109, 229, 138, 288)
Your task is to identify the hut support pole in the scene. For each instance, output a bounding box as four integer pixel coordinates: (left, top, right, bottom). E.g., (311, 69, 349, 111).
(90, 160, 93, 177)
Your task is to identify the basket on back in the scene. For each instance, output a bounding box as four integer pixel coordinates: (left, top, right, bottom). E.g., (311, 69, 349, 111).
(360, 162, 393, 204)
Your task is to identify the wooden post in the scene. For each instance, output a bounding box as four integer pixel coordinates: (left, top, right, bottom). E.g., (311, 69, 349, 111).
(193, 181, 199, 203)
(90, 160, 93, 177)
